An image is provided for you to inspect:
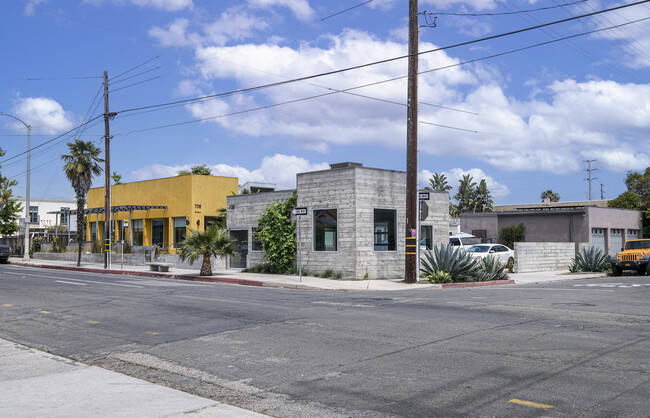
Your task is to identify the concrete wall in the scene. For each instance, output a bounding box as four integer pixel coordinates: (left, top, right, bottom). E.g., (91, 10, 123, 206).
(513, 242, 575, 273)
(421, 191, 450, 250)
(227, 190, 294, 268)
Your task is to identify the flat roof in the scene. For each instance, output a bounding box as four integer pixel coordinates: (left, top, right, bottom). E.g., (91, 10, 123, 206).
(48, 205, 167, 215)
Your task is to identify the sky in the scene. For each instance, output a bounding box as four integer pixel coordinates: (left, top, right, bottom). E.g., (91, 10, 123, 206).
(1, 0, 649, 206)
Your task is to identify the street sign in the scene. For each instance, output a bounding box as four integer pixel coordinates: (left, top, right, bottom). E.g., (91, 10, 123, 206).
(419, 192, 430, 200)
(420, 201, 429, 221)
(292, 207, 307, 216)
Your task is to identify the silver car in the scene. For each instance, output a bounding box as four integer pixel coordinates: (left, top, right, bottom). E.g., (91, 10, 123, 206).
(465, 244, 514, 265)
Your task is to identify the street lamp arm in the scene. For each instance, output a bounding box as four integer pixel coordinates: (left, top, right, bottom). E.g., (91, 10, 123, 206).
(0, 112, 31, 130)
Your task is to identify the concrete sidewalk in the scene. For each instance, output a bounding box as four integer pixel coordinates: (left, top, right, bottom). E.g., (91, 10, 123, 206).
(9, 257, 607, 290)
(0, 338, 265, 418)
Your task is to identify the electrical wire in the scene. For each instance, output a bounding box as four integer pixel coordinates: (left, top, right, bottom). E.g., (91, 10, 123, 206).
(421, 0, 588, 17)
(113, 0, 650, 117)
(112, 14, 650, 137)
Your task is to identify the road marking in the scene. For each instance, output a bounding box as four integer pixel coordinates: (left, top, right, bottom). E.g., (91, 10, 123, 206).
(145, 331, 160, 335)
(2, 272, 143, 288)
(509, 399, 554, 409)
(55, 280, 87, 286)
(39, 310, 51, 314)
(2, 304, 12, 307)
(86, 320, 99, 324)
(574, 283, 650, 288)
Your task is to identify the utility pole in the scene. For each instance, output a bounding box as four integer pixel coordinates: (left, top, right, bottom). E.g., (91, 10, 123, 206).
(585, 159, 597, 201)
(405, 0, 418, 284)
(103, 71, 111, 269)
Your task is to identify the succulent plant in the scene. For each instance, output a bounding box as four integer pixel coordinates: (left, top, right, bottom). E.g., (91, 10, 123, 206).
(573, 246, 609, 272)
(428, 270, 453, 284)
(471, 255, 509, 282)
(421, 244, 480, 282)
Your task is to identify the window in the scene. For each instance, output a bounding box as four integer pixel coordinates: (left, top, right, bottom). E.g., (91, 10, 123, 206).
(374, 209, 396, 251)
(90, 223, 98, 242)
(251, 227, 263, 251)
(29, 206, 38, 224)
(420, 225, 433, 250)
(132, 219, 143, 245)
(173, 217, 186, 248)
(314, 209, 337, 251)
(60, 207, 70, 226)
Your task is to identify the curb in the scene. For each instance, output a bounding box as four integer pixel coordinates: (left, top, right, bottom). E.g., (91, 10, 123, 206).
(441, 279, 516, 288)
(11, 262, 266, 288)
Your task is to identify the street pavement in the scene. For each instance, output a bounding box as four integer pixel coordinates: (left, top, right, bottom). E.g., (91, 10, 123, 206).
(1, 257, 608, 417)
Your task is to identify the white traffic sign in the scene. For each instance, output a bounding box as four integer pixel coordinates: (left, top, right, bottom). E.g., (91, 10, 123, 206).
(292, 207, 307, 216)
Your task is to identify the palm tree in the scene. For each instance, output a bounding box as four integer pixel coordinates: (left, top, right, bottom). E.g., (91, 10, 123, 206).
(178, 225, 238, 276)
(62, 140, 103, 266)
(429, 173, 452, 192)
(540, 189, 560, 203)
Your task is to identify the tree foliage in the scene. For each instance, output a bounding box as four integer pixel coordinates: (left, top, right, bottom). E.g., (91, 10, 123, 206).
(62, 140, 103, 266)
(178, 164, 212, 176)
(428, 173, 452, 192)
(540, 189, 560, 202)
(256, 190, 297, 272)
(178, 225, 238, 276)
(609, 168, 650, 236)
(499, 223, 525, 249)
(449, 174, 494, 216)
(111, 171, 122, 185)
(0, 150, 22, 236)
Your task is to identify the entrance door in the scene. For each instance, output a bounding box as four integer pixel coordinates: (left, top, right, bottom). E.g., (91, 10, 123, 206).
(229, 229, 248, 269)
(152, 219, 164, 247)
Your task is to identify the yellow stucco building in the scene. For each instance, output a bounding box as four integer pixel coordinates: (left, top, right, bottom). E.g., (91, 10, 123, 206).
(86, 174, 238, 253)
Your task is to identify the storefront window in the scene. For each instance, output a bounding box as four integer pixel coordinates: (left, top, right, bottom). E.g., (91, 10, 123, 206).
(173, 217, 186, 248)
(314, 209, 337, 251)
(374, 209, 396, 251)
(132, 219, 143, 246)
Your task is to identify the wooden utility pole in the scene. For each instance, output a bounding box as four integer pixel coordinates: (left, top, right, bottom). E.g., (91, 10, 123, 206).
(405, 0, 418, 284)
(103, 71, 111, 269)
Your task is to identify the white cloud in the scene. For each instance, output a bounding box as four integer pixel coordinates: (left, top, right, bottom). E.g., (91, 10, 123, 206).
(589, 6, 650, 68)
(148, 18, 199, 47)
(84, 0, 192, 12)
(23, 0, 48, 15)
(420, 168, 510, 199)
(129, 154, 329, 190)
(248, 0, 314, 21)
(10, 97, 75, 135)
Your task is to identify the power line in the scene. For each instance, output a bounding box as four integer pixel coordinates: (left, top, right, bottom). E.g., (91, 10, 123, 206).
(420, 0, 587, 17)
(112, 14, 650, 135)
(113, 0, 650, 117)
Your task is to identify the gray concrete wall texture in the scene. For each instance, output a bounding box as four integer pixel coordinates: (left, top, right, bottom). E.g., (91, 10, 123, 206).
(514, 242, 575, 273)
(227, 190, 294, 268)
(420, 190, 450, 250)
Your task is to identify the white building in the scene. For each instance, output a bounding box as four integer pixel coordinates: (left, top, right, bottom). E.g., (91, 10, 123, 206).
(15, 197, 77, 236)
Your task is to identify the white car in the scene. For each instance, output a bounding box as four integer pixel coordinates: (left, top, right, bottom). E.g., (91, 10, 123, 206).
(465, 244, 514, 265)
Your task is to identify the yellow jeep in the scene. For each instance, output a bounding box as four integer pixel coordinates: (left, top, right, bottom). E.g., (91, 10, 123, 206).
(611, 239, 650, 276)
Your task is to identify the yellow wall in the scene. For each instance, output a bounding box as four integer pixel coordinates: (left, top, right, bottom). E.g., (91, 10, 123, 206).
(86, 175, 238, 252)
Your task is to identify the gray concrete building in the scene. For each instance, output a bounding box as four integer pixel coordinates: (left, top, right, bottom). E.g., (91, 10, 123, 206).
(461, 205, 642, 257)
(226, 163, 449, 279)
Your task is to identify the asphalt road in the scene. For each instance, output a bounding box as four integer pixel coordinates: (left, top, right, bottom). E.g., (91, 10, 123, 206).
(1, 264, 649, 417)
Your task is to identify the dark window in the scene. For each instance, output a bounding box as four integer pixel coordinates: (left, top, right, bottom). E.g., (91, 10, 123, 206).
(29, 206, 38, 224)
(472, 230, 487, 239)
(420, 225, 433, 250)
(251, 227, 263, 251)
(173, 217, 186, 248)
(132, 219, 143, 246)
(314, 209, 337, 251)
(374, 209, 396, 251)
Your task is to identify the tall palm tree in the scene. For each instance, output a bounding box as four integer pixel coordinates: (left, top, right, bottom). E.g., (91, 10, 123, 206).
(61, 140, 103, 266)
(429, 173, 452, 192)
(178, 225, 238, 276)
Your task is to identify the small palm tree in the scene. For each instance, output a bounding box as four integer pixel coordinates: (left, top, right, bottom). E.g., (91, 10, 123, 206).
(61, 140, 103, 266)
(178, 225, 238, 276)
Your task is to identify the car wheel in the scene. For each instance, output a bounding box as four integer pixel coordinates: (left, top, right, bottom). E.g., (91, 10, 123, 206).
(638, 267, 647, 276)
(612, 265, 622, 276)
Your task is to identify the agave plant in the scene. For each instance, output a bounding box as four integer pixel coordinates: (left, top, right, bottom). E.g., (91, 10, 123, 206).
(428, 270, 453, 284)
(471, 255, 509, 282)
(573, 246, 609, 272)
(421, 244, 480, 282)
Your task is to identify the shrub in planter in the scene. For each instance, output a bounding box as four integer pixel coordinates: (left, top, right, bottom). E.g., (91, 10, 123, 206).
(421, 244, 480, 282)
(573, 246, 609, 272)
(471, 255, 509, 282)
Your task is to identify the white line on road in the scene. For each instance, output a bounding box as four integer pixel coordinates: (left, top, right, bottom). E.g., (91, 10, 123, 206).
(55, 280, 87, 286)
(2, 272, 144, 288)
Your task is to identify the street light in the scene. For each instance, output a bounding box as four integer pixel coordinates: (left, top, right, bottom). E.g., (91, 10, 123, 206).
(0, 112, 31, 262)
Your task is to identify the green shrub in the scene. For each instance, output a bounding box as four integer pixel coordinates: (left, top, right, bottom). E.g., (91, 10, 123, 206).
(573, 246, 609, 272)
(568, 262, 580, 273)
(471, 255, 509, 281)
(499, 223, 525, 250)
(421, 244, 480, 282)
(428, 270, 453, 284)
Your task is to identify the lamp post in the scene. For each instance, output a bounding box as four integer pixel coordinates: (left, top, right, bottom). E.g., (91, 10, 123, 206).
(0, 113, 31, 262)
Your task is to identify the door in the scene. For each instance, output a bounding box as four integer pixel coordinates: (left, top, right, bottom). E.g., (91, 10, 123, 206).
(229, 229, 248, 269)
(152, 219, 164, 247)
(591, 228, 605, 254)
(610, 229, 623, 257)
